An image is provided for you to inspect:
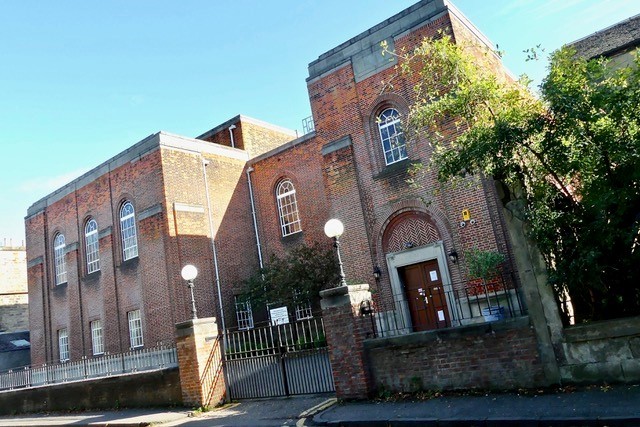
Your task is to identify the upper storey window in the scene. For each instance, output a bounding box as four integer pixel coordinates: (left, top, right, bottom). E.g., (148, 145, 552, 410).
(377, 108, 407, 165)
(53, 233, 67, 285)
(85, 219, 100, 274)
(276, 179, 302, 237)
(120, 201, 138, 261)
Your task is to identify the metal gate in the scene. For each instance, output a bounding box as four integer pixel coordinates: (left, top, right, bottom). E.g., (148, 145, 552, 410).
(223, 316, 335, 399)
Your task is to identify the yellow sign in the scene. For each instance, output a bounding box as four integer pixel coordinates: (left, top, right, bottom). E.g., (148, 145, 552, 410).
(462, 209, 471, 221)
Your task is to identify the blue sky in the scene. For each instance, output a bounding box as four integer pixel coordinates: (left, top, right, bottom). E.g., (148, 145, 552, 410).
(1, 0, 638, 245)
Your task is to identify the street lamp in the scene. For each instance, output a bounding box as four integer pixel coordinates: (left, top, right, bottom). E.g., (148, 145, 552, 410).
(324, 218, 347, 287)
(181, 264, 198, 320)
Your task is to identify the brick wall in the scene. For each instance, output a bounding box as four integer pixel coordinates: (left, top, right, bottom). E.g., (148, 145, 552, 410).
(0, 368, 181, 415)
(365, 317, 545, 392)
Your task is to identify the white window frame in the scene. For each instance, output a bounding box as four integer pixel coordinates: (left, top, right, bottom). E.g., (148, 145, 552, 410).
(293, 290, 313, 320)
(53, 233, 67, 285)
(234, 297, 254, 330)
(85, 219, 100, 274)
(58, 328, 69, 362)
(90, 320, 104, 356)
(276, 179, 302, 236)
(120, 201, 138, 261)
(127, 309, 144, 349)
(378, 108, 407, 165)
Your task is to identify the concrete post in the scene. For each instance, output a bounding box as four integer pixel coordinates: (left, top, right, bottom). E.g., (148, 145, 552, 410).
(320, 284, 374, 399)
(175, 317, 226, 407)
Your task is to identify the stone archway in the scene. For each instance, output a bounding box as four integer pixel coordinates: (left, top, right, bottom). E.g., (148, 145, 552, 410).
(379, 211, 456, 333)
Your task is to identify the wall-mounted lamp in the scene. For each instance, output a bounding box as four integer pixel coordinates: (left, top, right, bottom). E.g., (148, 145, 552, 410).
(448, 249, 459, 264)
(373, 266, 382, 280)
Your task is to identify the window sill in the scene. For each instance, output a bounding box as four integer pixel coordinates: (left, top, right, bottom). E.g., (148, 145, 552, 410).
(373, 158, 418, 181)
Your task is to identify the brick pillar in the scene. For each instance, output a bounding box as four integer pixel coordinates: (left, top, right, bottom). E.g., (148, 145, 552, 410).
(320, 284, 374, 399)
(175, 317, 226, 407)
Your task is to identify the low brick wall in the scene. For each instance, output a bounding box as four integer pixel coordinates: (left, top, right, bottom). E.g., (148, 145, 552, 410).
(560, 316, 640, 384)
(365, 316, 545, 393)
(0, 368, 182, 415)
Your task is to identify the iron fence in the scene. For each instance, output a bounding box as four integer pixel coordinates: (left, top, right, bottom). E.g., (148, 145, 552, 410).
(372, 274, 527, 338)
(0, 343, 177, 392)
(224, 315, 326, 360)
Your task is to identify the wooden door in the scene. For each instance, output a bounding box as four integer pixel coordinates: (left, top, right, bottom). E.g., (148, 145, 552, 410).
(399, 260, 450, 331)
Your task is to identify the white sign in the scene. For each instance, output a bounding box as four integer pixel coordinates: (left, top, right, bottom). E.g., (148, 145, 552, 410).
(430, 270, 438, 281)
(270, 306, 290, 326)
(437, 310, 445, 321)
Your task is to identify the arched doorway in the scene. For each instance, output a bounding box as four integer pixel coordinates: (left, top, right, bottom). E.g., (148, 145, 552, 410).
(381, 211, 455, 332)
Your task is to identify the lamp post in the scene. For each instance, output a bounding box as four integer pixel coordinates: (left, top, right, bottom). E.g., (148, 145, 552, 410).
(181, 264, 198, 320)
(324, 218, 347, 287)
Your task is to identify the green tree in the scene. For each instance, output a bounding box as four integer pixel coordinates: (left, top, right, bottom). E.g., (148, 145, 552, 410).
(240, 243, 341, 311)
(392, 34, 640, 323)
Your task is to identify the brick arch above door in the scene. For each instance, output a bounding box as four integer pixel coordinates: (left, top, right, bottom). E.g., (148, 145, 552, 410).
(382, 211, 441, 253)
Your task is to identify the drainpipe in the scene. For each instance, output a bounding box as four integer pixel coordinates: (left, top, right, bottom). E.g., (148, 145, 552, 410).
(228, 125, 236, 148)
(201, 157, 226, 334)
(246, 166, 264, 269)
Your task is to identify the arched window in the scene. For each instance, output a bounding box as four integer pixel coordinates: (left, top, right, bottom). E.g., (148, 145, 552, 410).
(120, 201, 138, 261)
(377, 108, 407, 165)
(276, 179, 302, 236)
(53, 233, 67, 285)
(85, 219, 100, 274)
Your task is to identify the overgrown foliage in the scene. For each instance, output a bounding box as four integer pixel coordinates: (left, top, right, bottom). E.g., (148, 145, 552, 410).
(391, 33, 640, 323)
(240, 243, 341, 310)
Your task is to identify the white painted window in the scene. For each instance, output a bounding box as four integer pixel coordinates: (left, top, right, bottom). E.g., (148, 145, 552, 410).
(58, 328, 69, 362)
(85, 219, 100, 274)
(90, 320, 104, 355)
(127, 309, 144, 349)
(234, 297, 254, 330)
(120, 201, 138, 261)
(53, 233, 67, 285)
(276, 179, 302, 236)
(378, 108, 407, 165)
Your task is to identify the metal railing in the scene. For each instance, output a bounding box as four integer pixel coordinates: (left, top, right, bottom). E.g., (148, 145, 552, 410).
(0, 343, 177, 392)
(372, 274, 526, 338)
(302, 116, 315, 134)
(224, 315, 326, 360)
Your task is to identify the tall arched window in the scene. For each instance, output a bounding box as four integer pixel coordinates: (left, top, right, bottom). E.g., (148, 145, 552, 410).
(85, 219, 100, 274)
(377, 108, 407, 165)
(53, 233, 67, 285)
(120, 201, 138, 261)
(276, 179, 302, 236)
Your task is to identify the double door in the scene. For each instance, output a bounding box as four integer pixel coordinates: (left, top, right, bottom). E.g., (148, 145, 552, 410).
(400, 259, 450, 331)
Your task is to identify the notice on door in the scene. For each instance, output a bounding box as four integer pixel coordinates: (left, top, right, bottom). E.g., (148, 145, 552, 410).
(437, 310, 445, 321)
(430, 270, 438, 281)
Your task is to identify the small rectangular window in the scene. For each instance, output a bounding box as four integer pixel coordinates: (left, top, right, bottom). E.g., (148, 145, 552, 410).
(90, 320, 104, 355)
(127, 309, 144, 349)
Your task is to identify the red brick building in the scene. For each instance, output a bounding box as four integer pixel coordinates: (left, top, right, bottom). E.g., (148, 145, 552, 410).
(26, 0, 523, 364)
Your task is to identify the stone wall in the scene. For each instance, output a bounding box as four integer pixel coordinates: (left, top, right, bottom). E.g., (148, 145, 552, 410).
(559, 316, 640, 384)
(0, 247, 28, 333)
(365, 317, 546, 392)
(0, 368, 182, 415)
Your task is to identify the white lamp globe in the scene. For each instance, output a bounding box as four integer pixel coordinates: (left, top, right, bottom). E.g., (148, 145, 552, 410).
(324, 218, 344, 238)
(181, 264, 198, 281)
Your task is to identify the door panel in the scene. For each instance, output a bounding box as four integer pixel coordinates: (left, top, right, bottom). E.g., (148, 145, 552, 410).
(399, 259, 450, 331)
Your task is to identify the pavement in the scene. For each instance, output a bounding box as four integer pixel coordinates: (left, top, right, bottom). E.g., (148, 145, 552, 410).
(1, 385, 640, 426)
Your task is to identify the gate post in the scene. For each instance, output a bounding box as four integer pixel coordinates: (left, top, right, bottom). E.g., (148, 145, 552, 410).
(320, 284, 374, 399)
(175, 317, 226, 408)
